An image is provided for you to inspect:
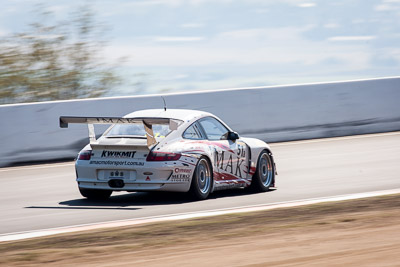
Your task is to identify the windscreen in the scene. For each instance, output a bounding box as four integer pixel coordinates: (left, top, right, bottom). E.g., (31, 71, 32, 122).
(105, 123, 171, 140)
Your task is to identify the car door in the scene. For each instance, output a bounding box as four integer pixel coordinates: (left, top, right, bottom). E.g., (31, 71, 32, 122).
(198, 117, 249, 187)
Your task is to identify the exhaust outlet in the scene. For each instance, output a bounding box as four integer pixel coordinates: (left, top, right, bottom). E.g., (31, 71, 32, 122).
(108, 179, 125, 188)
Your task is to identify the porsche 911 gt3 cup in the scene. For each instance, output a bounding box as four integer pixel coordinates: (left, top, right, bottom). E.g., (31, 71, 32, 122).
(60, 109, 277, 200)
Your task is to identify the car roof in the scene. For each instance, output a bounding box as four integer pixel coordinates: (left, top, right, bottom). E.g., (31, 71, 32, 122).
(124, 109, 213, 121)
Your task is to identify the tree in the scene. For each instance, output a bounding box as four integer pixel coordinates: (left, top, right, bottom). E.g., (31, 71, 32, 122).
(0, 5, 120, 104)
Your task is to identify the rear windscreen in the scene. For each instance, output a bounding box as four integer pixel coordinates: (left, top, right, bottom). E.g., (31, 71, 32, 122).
(105, 123, 171, 139)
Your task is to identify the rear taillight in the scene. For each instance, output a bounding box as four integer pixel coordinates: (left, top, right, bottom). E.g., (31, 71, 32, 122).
(78, 150, 92, 160)
(146, 151, 181, 161)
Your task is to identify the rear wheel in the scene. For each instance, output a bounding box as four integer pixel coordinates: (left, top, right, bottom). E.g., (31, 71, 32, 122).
(190, 157, 212, 200)
(250, 150, 274, 192)
(79, 187, 112, 200)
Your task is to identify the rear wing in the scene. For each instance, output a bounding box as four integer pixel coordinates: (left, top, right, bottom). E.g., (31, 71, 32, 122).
(59, 116, 182, 148)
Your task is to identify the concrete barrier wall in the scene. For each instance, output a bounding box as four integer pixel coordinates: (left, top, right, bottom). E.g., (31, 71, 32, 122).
(1, 77, 400, 167)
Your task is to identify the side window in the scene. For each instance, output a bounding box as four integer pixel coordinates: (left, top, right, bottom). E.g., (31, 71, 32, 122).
(199, 117, 229, 140)
(183, 124, 202, 140)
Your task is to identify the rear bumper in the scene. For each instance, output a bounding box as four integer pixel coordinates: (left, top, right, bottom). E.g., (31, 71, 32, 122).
(77, 179, 190, 192)
(75, 158, 195, 192)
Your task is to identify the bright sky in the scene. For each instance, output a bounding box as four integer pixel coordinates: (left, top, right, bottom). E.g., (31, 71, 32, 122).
(1, 0, 400, 95)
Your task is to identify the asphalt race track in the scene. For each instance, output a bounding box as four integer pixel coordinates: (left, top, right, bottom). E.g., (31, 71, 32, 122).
(1, 132, 399, 236)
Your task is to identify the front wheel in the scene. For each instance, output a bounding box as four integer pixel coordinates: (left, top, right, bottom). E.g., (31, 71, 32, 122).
(79, 187, 112, 200)
(190, 157, 212, 200)
(250, 150, 275, 192)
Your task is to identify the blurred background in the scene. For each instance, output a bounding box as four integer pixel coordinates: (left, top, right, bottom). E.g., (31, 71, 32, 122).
(1, 0, 400, 104)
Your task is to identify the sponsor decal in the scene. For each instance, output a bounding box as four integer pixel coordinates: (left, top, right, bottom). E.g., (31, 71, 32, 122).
(172, 174, 190, 179)
(215, 151, 245, 178)
(213, 141, 249, 180)
(171, 174, 190, 182)
(95, 118, 140, 124)
(101, 150, 136, 159)
(174, 168, 191, 174)
(89, 160, 144, 167)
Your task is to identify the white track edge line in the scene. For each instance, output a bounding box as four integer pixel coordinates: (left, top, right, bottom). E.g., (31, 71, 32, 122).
(1, 188, 400, 243)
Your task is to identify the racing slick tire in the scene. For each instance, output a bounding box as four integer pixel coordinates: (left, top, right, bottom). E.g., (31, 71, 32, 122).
(190, 157, 213, 200)
(79, 187, 112, 200)
(250, 150, 275, 192)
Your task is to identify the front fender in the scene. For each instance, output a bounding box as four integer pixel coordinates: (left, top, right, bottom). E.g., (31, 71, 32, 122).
(240, 137, 275, 175)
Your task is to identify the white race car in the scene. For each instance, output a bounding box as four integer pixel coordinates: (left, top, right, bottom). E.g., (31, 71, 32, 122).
(60, 109, 276, 200)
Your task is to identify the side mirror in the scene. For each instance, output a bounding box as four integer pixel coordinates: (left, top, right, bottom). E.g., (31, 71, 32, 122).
(227, 131, 239, 141)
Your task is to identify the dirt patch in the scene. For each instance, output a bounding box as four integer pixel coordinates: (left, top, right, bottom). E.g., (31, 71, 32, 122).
(1, 194, 400, 266)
